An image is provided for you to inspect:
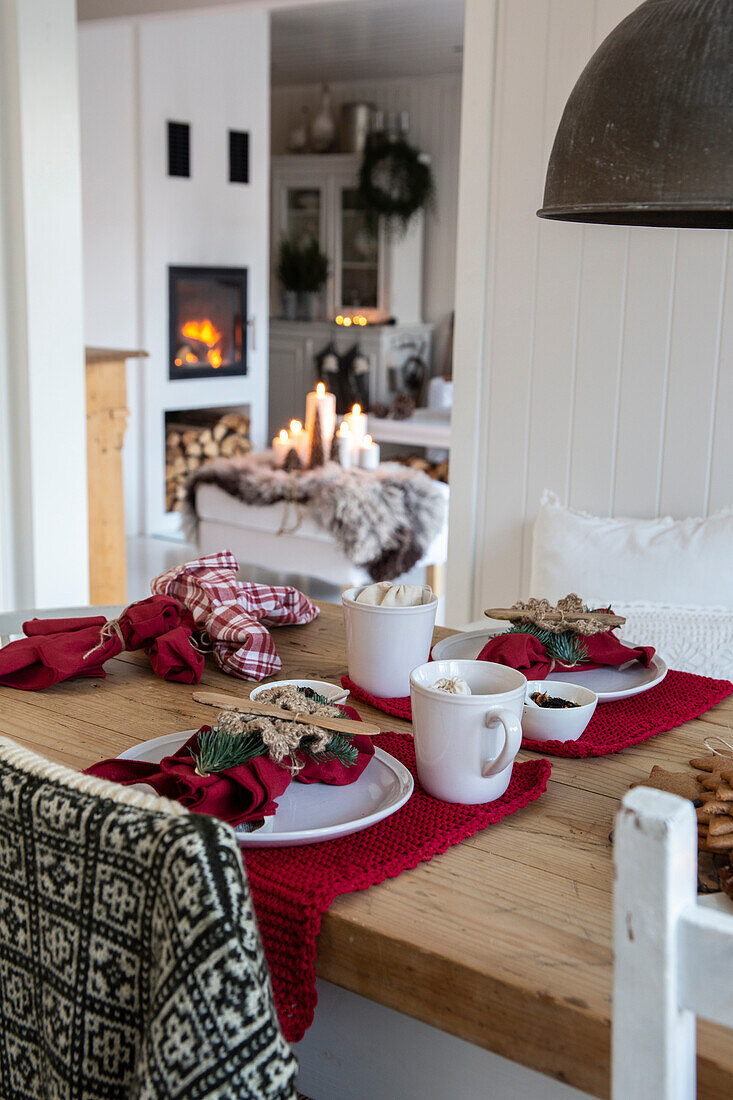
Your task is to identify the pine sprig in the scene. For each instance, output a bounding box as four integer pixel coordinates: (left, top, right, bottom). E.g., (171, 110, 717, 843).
(507, 622, 587, 666)
(192, 723, 266, 775)
(296, 686, 331, 707)
(300, 732, 358, 767)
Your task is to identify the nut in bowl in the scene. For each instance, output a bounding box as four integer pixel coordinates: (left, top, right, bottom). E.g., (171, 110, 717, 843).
(522, 680, 597, 743)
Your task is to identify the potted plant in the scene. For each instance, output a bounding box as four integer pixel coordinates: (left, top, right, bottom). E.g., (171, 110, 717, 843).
(276, 239, 302, 320)
(298, 239, 329, 321)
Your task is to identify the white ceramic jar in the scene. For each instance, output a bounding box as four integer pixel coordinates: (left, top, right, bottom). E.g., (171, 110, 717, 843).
(342, 585, 438, 698)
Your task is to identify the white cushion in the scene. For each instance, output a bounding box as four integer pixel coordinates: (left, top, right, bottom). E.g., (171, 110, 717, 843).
(531, 490, 733, 607)
(530, 491, 733, 678)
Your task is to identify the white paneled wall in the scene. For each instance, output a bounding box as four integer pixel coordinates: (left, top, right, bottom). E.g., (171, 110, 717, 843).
(449, 0, 733, 621)
(79, 6, 270, 537)
(271, 76, 461, 369)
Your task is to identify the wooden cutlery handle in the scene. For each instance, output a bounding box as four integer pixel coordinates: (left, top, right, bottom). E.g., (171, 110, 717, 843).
(192, 690, 381, 737)
(484, 607, 626, 627)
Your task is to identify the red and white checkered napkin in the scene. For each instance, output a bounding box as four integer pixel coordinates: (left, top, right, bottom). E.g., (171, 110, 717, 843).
(151, 549, 319, 680)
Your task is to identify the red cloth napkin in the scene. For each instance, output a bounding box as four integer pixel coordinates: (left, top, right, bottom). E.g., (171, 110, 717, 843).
(477, 630, 655, 679)
(85, 714, 375, 824)
(147, 623, 203, 684)
(295, 734, 374, 784)
(0, 616, 114, 689)
(86, 729, 291, 826)
(0, 595, 203, 690)
(151, 550, 319, 681)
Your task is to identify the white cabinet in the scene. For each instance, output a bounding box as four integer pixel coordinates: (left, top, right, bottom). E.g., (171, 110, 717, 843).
(268, 320, 433, 439)
(271, 154, 425, 324)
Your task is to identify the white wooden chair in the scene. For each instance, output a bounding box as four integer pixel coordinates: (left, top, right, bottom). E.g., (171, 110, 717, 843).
(613, 787, 733, 1099)
(0, 606, 123, 646)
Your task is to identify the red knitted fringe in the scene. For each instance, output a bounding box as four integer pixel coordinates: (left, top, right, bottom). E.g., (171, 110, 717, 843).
(244, 734, 550, 1042)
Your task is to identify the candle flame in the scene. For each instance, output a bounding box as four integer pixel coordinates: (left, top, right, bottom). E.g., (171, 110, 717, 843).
(316, 382, 326, 397)
(279, 429, 289, 443)
(290, 419, 302, 434)
(363, 434, 373, 446)
(338, 421, 350, 436)
(352, 404, 361, 416)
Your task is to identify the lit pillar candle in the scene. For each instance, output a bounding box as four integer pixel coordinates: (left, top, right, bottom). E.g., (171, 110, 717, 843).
(305, 381, 337, 462)
(272, 428, 291, 467)
(344, 403, 368, 452)
(358, 434, 380, 470)
(289, 419, 309, 465)
(336, 421, 353, 468)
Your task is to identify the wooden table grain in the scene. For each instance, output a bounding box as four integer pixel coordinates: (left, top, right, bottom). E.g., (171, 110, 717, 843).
(2, 601, 731, 1098)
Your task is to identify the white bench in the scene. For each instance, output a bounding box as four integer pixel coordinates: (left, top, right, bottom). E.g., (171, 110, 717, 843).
(193, 482, 449, 594)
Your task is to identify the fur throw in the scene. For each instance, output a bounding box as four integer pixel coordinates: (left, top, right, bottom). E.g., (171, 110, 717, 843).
(184, 454, 447, 581)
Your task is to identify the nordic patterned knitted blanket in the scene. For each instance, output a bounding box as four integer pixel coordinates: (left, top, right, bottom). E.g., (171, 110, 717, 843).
(184, 454, 447, 582)
(0, 736, 297, 1100)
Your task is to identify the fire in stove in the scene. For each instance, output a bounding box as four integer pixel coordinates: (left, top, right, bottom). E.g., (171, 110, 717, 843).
(169, 265, 247, 380)
(175, 319, 224, 370)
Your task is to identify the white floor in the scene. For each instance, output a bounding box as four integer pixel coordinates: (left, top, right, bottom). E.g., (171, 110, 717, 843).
(126, 534, 447, 622)
(296, 981, 593, 1100)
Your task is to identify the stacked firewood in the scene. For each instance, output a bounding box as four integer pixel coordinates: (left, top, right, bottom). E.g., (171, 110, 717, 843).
(396, 454, 449, 484)
(165, 412, 251, 512)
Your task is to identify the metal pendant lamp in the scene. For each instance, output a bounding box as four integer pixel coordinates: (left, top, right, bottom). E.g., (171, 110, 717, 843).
(537, 0, 733, 227)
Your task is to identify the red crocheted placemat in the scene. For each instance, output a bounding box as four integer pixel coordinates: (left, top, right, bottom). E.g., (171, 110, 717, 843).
(342, 675, 412, 719)
(243, 734, 550, 1042)
(343, 671, 732, 759)
(521, 669, 733, 757)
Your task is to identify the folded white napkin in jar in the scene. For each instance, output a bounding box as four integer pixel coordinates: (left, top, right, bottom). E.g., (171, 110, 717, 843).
(355, 581, 431, 607)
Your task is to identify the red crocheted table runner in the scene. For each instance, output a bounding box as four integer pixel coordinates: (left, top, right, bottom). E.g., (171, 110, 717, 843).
(342, 675, 412, 719)
(244, 733, 550, 1042)
(342, 670, 733, 759)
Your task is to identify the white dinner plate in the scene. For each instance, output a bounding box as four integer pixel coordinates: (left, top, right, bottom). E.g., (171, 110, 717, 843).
(117, 731, 413, 847)
(431, 628, 668, 703)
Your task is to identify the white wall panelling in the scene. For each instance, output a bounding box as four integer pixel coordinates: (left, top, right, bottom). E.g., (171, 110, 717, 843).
(271, 75, 462, 371)
(79, 6, 270, 537)
(0, 0, 89, 609)
(448, 0, 733, 623)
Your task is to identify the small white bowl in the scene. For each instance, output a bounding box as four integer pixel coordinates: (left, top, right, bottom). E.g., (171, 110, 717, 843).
(522, 680, 598, 743)
(249, 679, 349, 706)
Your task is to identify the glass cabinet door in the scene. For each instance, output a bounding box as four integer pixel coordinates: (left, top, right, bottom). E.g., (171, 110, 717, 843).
(284, 187, 323, 248)
(338, 187, 379, 310)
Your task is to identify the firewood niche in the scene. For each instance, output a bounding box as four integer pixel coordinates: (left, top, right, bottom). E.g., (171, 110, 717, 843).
(165, 409, 250, 512)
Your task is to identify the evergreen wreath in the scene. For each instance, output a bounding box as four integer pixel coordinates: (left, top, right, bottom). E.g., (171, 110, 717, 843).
(358, 137, 434, 233)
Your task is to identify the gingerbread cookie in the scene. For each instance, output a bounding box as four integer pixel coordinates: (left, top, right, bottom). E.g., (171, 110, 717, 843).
(632, 767, 702, 802)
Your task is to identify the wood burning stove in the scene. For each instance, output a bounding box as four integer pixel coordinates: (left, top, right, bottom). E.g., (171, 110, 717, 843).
(169, 265, 247, 380)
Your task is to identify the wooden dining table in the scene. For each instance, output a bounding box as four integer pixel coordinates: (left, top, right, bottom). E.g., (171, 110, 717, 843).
(2, 600, 731, 1099)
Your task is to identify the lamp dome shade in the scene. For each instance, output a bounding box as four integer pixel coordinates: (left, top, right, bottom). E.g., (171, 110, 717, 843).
(537, 0, 733, 227)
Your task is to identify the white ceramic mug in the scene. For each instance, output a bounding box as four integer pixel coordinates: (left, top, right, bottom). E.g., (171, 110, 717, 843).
(342, 585, 438, 698)
(410, 660, 526, 804)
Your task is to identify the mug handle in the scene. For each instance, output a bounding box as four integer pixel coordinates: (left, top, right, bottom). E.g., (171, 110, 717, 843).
(481, 706, 523, 777)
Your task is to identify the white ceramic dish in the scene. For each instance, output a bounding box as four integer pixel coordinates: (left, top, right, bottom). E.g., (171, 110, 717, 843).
(522, 679, 598, 742)
(431, 628, 668, 703)
(249, 678, 349, 705)
(117, 731, 413, 847)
